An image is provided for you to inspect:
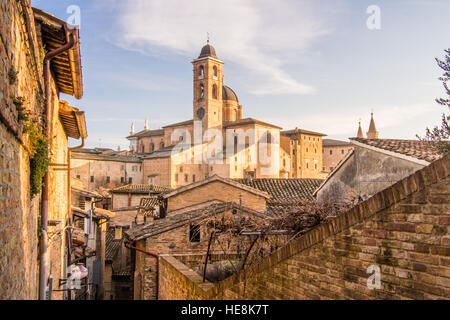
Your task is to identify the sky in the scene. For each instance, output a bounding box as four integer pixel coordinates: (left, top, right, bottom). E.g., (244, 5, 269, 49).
(31, 0, 450, 150)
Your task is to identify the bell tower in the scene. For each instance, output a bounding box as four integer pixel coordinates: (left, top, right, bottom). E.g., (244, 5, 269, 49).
(192, 40, 224, 133)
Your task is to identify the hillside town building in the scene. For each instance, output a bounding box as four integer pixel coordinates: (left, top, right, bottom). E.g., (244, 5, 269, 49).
(125, 42, 327, 188)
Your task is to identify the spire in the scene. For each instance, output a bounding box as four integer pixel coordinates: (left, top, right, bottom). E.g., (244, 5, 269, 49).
(144, 119, 149, 131)
(357, 120, 364, 139)
(367, 112, 379, 139)
(130, 122, 135, 135)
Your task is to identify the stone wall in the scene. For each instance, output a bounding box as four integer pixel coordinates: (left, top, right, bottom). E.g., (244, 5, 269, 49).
(317, 146, 425, 204)
(158, 154, 450, 300)
(71, 157, 143, 191)
(322, 144, 353, 174)
(0, 0, 45, 299)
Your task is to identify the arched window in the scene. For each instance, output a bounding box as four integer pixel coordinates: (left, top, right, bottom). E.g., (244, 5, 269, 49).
(200, 84, 204, 98)
(141, 145, 145, 153)
(267, 131, 272, 144)
(151, 143, 155, 152)
(213, 66, 218, 79)
(160, 142, 164, 149)
(212, 85, 217, 99)
(199, 65, 204, 78)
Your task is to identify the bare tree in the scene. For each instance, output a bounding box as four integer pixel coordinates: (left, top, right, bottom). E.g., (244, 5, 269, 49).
(421, 48, 450, 153)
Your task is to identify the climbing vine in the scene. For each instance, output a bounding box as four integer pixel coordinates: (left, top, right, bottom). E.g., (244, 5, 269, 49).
(24, 123, 49, 198)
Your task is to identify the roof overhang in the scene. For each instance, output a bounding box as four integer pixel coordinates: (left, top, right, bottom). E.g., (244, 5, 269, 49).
(33, 8, 83, 99)
(163, 174, 271, 199)
(349, 139, 431, 166)
(59, 100, 87, 139)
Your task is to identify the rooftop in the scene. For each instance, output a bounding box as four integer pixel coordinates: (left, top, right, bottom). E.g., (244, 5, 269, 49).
(33, 8, 83, 99)
(223, 118, 282, 129)
(126, 201, 268, 241)
(281, 128, 327, 137)
(110, 184, 172, 195)
(349, 138, 443, 163)
(235, 178, 324, 203)
(323, 139, 352, 147)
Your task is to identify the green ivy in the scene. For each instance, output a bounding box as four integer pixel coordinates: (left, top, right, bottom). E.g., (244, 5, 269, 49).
(25, 123, 49, 198)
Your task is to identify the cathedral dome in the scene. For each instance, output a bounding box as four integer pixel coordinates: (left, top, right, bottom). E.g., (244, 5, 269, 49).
(222, 85, 239, 102)
(198, 43, 218, 59)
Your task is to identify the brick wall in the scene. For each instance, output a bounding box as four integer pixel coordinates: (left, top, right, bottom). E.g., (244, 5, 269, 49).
(158, 154, 450, 300)
(0, 0, 45, 299)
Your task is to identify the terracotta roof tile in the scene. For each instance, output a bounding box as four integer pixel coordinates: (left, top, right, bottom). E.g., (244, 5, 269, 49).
(350, 138, 443, 163)
(126, 201, 268, 241)
(235, 178, 323, 202)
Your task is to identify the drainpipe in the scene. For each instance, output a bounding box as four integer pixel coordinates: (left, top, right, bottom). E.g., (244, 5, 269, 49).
(39, 27, 78, 300)
(125, 241, 159, 300)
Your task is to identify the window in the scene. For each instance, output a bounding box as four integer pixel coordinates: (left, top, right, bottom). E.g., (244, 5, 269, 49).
(129, 177, 132, 184)
(212, 85, 217, 99)
(106, 176, 110, 183)
(120, 177, 124, 183)
(90, 176, 94, 183)
(192, 175, 196, 183)
(107, 164, 111, 171)
(198, 164, 202, 170)
(189, 224, 200, 242)
(341, 149, 345, 154)
(180, 166, 183, 173)
(184, 174, 188, 183)
(200, 84, 205, 98)
(142, 146, 145, 153)
(330, 167, 334, 171)
(330, 150, 333, 155)
(151, 143, 155, 152)
(323, 167, 326, 171)
(315, 163, 318, 170)
(175, 174, 178, 182)
(121, 165, 125, 171)
(306, 162, 309, 169)
(160, 142, 164, 149)
(306, 148, 309, 153)
(76, 175, 80, 179)
(213, 66, 218, 79)
(199, 65, 204, 78)
(315, 149, 317, 154)
(283, 159, 286, 167)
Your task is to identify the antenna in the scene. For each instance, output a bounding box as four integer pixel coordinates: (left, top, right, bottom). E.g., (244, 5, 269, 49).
(207, 32, 210, 44)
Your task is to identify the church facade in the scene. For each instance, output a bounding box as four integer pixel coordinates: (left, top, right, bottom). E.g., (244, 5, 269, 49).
(126, 42, 327, 188)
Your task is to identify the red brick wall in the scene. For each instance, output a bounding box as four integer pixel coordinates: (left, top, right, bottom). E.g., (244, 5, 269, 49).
(159, 154, 450, 300)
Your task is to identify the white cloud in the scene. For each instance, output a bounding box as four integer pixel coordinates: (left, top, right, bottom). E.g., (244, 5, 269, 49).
(110, 0, 342, 95)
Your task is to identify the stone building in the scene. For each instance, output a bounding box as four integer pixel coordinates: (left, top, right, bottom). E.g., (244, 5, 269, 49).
(315, 138, 442, 204)
(126, 41, 326, 188)
(71, 185, 115, 300)
(322, 139, 354, 174)
(280, 128, 327, 179)
(156, 153, 450, 300)
(109, 184, 172, 227)
(71, 148, 143, 192)
(0, 2, 87, 300)
(126, 201, 269, 300)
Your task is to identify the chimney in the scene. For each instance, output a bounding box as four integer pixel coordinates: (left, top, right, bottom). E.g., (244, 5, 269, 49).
(144, 119, 149, 130)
